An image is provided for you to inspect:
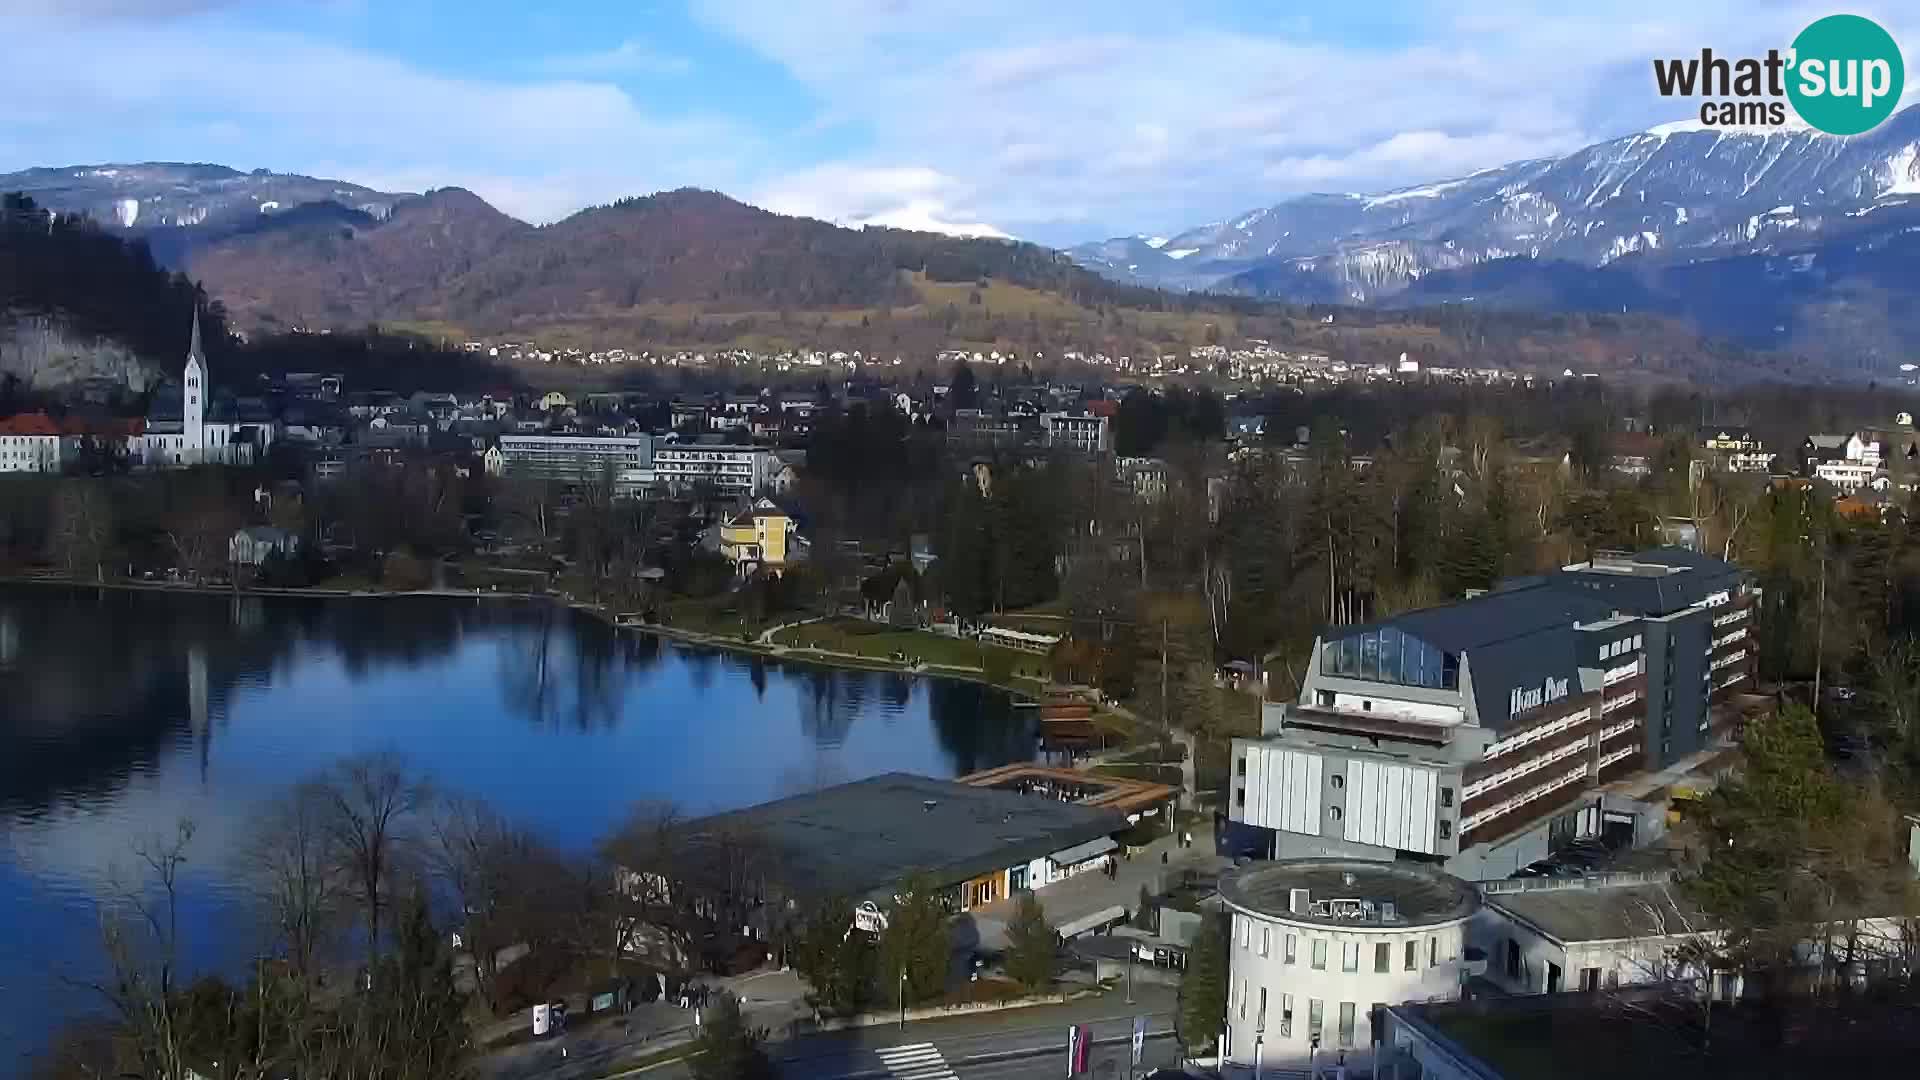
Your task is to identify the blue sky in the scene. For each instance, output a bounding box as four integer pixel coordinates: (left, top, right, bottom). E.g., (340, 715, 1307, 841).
(4, 1, 1917, 245)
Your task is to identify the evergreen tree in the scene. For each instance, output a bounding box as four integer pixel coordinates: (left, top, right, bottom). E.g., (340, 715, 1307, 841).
(1003, 892, 1058, 992)
(1176, 914, 1228, 1055)
(689, 992, 774, 1080)
(879, 876, 950, 1006)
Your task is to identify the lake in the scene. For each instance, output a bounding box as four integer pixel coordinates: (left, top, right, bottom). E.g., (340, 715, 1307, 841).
(0, 585, 1032, 1074)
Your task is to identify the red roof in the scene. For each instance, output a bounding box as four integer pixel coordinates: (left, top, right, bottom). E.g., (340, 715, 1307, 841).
(0, 413, 61, 436)
(1086, 399, 1118, 418)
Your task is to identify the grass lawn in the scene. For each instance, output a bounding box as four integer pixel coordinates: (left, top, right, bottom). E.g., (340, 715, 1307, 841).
(773, 619, 1051, 681)
(657, 596, 774, 641)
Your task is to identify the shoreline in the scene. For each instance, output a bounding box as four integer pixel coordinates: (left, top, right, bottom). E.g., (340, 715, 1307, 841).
(1, 574, 1057, 704)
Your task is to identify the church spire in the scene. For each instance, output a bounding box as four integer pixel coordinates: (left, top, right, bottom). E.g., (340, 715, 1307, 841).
(188, 306, 204, 362)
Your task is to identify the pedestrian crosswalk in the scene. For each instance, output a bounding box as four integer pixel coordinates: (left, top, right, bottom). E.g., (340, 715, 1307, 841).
(875, 1042, 957, 1080)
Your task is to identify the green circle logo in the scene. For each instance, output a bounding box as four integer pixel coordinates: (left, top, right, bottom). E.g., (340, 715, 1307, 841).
(1787, 15, 1904, 135)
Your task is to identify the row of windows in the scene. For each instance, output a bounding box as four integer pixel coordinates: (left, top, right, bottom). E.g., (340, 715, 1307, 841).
(1599, 634, 1642, 660)
(1236, 985, 1372, 1048)
(1320, 628, 1459, 690)
(1237, 917, 1446, 972)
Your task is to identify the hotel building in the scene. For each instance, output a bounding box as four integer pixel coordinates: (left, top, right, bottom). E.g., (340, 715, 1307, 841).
(1231, 548, 1757, 880)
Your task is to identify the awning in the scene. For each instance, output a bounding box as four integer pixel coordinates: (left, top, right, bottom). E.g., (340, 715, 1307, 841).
(1048, 835, 1118, 866)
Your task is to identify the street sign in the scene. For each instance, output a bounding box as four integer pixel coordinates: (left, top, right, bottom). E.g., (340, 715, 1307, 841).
(1131, 1016, 1147, 1066)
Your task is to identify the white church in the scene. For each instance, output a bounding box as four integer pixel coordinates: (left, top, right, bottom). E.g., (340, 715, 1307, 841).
(137, 311, 274, 468)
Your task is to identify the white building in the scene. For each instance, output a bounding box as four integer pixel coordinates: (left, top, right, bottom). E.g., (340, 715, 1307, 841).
(1813, 460, 1881, 495)
(1220, 859, 1481, 1075)
(647, 443, 776, 495)
(0, 414, 63, 472)
(137, 311, 274, 468)
(1042, 412, 1111, 454)
(496, 433, 653, 491)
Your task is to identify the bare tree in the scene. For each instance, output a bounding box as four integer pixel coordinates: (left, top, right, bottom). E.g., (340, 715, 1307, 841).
(320, 752, 428, 968)
(49, 478, 113, 582)
(239, 780, 343, 985)
(429, 793, 535, 1012)
(89, 819, 196, 1080)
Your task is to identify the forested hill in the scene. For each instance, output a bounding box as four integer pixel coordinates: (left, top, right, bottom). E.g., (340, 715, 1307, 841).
(1, 192, 231, 370)
(5, 184, 1843, 385)
(0, 195, 518, 397)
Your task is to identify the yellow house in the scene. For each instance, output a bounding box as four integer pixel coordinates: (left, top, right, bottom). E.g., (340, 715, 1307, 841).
(718, 498, 797, 575)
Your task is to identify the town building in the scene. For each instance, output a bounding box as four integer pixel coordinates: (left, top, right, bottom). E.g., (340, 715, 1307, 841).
(716, 497, 798, 576)
(136, 312, 276, 468)
(647, 442, 776, 495)
(0, 413, 63, 472)
(228, 525, 301, 567)
(663, 772, 1127, 919)
(1699, 427, 1771, 473)
(496, 433, 654, 491)
(1230, 548, 1757, 880)
(1804, 432, 1886, 494)
(1042, 411, 1112, 454)
(1219, 859, 1481, 1075)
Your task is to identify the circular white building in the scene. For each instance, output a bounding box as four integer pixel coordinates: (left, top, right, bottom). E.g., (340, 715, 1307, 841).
(1218, 858, 1479, 1073)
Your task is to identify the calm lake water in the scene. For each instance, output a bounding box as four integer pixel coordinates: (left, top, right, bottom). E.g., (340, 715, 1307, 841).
(0, 585, 1031, 1074)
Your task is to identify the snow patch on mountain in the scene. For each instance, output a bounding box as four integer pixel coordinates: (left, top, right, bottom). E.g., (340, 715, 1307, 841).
(1165, 248, 1199, 260)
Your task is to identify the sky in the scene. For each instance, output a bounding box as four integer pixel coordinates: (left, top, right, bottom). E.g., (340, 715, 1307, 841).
(3, 0, 1918, 246)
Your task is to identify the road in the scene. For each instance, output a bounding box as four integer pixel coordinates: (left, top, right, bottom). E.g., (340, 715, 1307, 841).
(587, 989, 1186, 1080)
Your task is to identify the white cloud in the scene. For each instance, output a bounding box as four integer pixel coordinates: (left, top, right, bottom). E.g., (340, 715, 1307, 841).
(693, 0, 1920, 242)
(755, 164, 1012, 238)
(0, 20, 756, 225)
(535, 38, 695, 78)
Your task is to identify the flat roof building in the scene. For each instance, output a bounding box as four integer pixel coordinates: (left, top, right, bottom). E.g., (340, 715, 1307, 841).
(681, 772, 1126, 913)
(1231, 548, 1758, 879)
(1219, 859, 1481, 1074)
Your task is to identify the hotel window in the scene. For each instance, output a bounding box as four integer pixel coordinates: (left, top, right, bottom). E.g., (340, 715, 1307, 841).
(1338, 1002, 1356, 1047)
(1280, 994, 1294, 1037)
(1311, 939, 1327, 970)
(1429, 937, 1438, 967)
(1342, 941, 1360, 973)
(1256, 987, 1267, 1032)
(1236, 756, 1246, 777)
(1260, 927, 1270, 957)
(1308, 1000, 1324, 1044)
(1405, 940, 1418, 971)
(1240, 917, 1250, 949)
(1440, 786, 1454, 808)
(1284, 934, 1297, 965)
(1238, 979, 1247, 1020)
(1439, 821, 1452, 840)
(1375, 942, 1390, 973)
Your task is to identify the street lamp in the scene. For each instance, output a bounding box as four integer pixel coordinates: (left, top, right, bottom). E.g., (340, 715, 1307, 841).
(898, 968, 907, 1030)
(1253, 1033, 1263, 1080)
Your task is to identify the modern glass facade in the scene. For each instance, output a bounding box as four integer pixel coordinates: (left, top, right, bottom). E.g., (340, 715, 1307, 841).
(1320, 627, 1458, 689)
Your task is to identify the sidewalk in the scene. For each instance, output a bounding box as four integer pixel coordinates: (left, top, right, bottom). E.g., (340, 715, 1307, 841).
(963, 830, 1228, 951)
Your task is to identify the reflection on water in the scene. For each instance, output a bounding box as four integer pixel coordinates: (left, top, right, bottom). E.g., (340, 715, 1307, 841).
(0, 584, 1031, 1070)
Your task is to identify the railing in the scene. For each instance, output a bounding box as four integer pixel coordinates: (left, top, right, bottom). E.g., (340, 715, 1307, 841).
(1461, 764, 1588, 832)
(1710, 649, 1748, 672)
(1597, 744, 1637, 770)
(1482, 708, 1592, 762)
(1601, 690, 1640, 715)
(1711, 630, 1746, 650)
(1599, 718, 1638, 742)
(1603, 662, 1640, 686)
(1712, 608, 1750, 629)
(1463, 738, 1593, 800)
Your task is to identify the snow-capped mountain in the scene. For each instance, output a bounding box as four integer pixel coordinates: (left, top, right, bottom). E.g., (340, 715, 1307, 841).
(0, 162, 406, 232)
(1072, 105, 1920, 303)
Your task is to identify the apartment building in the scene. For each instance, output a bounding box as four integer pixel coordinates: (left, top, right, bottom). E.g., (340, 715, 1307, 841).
(647, 443, 776, 495)
(497, 433, 654, 492)
(1042, 411, 1111, 454)
(1230, 548, 1757, 880)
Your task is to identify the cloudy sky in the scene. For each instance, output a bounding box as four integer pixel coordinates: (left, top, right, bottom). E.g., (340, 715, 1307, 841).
(3, 0, 1916, 245)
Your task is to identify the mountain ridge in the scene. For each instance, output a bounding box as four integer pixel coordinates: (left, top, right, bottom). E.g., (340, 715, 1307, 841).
(1072, 105, 1920, 303)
